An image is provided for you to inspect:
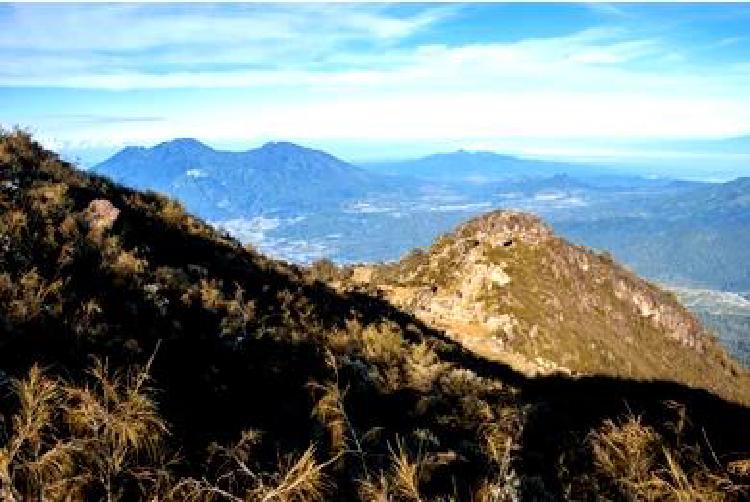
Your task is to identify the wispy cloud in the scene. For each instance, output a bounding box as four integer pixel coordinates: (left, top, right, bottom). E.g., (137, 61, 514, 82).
(582, 3, 632, 18)
(1, 3, 748, 153)
(713, 36, 749, 48)
(0, 4, 444, 50)
(0, 4, 453, 75)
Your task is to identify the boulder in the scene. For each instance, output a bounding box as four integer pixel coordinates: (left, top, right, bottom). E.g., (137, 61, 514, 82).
(84, 199, 120, 232)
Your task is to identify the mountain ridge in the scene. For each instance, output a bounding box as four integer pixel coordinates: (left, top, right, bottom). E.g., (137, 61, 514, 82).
(362, 149, 609, 182)
(339, 210, 746, 397)
(94, 138, 384, 218)
(3, 131, 750, 500)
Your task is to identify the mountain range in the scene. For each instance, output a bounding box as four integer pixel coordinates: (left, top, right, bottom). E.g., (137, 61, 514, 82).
(95, 138, 384, 218)
(3, 131, 750, 500)
(93, 139, 750, 288)
(362, 150, 595, 183)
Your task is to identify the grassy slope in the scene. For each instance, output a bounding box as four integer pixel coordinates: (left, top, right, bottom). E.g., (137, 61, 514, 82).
(2, 131, 750, 500)
(365, 211, 749, 405)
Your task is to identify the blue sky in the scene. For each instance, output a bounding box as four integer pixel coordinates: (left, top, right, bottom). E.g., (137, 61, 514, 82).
(1, 3, 749, 169)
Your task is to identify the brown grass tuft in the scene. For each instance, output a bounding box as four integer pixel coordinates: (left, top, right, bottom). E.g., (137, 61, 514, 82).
(589, 414, 736, 501)
(388, 438, 423, 502)
(0, 355, 170, 500)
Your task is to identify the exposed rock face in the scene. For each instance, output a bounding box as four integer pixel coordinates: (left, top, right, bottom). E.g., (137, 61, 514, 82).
(352, 210, 739, 388)
(455, 211, 553, 245)
(83, 199, 120, 233)
(614, 279, 704, 350)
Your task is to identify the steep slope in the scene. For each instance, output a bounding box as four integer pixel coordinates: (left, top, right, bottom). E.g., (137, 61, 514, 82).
(95, 139, 384, 218)
(2, 131, 750, 500)
(348, 211, 746, 400)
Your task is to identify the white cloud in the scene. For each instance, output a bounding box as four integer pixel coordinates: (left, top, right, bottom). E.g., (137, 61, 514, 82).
(2, 5, 749, 149)
(582, 3, 631, 18)
(0, 4, 450, 51)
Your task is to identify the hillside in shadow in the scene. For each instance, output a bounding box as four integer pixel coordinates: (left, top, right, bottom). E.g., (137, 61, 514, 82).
(1, 130, 749, 500)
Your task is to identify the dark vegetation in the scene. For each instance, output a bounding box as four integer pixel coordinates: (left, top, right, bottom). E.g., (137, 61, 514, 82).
(2, 130, 750, 500)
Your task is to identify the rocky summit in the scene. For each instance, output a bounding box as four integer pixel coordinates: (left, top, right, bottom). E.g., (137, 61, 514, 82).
(345, 211, 747, 401)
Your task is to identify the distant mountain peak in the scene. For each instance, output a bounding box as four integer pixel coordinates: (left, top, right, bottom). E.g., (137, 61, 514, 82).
(252, 141, 355, 171)
(441, 149, 515, 159)
(256, 141, 331, 158)
(108, 145, 146, 160)
(259, 140, 303, 151)
(119, 145, 146, 154)
(407, 149, 532, 167)
(92, 136, 377, 219)
(153, 137, 214, 153)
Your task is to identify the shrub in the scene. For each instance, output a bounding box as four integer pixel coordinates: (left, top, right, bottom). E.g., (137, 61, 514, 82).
(173, 438, 332, 502)
(109, 250, 147, 279)
(0, 358, 169, 501)
(159, 199, 187, 227)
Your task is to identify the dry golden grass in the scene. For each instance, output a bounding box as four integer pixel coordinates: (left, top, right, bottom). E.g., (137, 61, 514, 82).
(0, 355, 170, 501)
(109, 249, 147, 277)
(357, 472, 390, 502)
(260, 445, 331, 502)
(590, 415, 662, 494)
(310, 380, 348, 457)
(221, 285, 257, 337)
(27, 182, 69, 215)
(0, 365, 65, 500)
(473, 417, 522, 502)
(64, 357, 168, 488)
(589, 414, 736, 501)
(389, 438, 423, 502)
(159, 199, 188, 227)
(0, 270, 63, 324)
(362, 323, 406, 366)
(173, 440, 331, 502)
(405, 342, 445, 392)
(0, 209, 28, 238)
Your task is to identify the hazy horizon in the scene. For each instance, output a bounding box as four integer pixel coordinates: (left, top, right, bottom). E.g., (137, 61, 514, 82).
(56, 134, 747, 183)
(1, 3, 749, 179)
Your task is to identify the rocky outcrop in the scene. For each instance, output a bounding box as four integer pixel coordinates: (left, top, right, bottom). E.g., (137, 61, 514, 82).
(83, 199, 120, 234)
(614, 279, 704, 350)
(350, 210, 739, 387)
(456, 211, 553, 245)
